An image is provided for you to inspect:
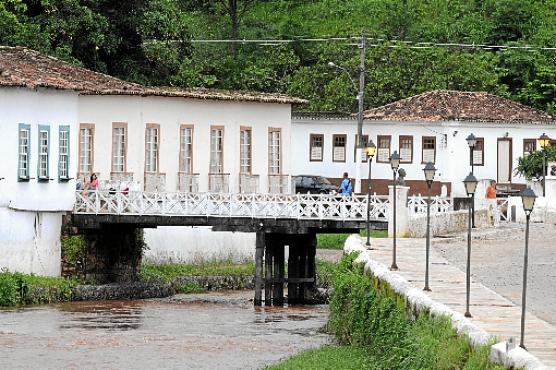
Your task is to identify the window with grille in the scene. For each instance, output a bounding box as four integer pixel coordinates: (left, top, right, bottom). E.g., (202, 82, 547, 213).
(18, 124, 30, 180)
(523, 139, 536, 156)
(112, 124, 126, 173)
(38, 126, 49, 180)
(399, 135, 413, 163)
(79, 125, 94, 175)
(472, 138, 484, 166)
(377, 135, 391, 163)
(180, 126, 193, 174)
(332, 134, 346, 162)
(210, 127, 224, 173)
(309, 134, 323, 161)
(240, 127, 252, 173)
(145, 126, 159, 173)
(422, 136, 436, 164)
(268, 129, 281, 174)
(59, 126, 70, 179)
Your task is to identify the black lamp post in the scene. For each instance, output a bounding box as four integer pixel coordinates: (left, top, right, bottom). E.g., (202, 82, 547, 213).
(365, 140, 376, 247)
(466, 133, 477, 228)
(519, 187, 536, 349)
(539, 133, 550, 197)
(463, 173, 478, 317)
(423, 162, 436, 291)
(390, 151, 400, 271)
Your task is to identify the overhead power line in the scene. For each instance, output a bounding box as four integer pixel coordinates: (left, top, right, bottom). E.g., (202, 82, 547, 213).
(184, 36, 556, 52)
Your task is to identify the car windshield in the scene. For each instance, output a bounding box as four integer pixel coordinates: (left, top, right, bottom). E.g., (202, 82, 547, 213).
(316, 177, 331, 185)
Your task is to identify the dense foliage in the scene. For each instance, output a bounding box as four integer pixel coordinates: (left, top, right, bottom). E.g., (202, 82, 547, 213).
(1, 0, 555, 114)
(322, 253, 506, 370)
(515, 146, 556, 181)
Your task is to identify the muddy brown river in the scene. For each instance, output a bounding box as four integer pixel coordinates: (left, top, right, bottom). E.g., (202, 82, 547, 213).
(0, 290, 330, 370)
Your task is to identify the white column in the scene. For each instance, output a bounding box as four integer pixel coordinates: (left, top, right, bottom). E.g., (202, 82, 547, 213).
(388, 185, 410, 238)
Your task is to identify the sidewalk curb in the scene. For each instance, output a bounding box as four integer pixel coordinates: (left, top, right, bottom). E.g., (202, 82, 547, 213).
(343, 234, 553, 370)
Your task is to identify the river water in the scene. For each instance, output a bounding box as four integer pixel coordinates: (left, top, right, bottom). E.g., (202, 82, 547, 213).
(0, 290, 330, 370)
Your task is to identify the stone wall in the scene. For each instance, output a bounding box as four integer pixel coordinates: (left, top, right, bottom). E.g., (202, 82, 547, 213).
(408, 209, 489, 238)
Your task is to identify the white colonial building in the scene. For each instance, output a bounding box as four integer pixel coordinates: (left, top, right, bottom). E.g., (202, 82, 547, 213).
(0, 46, 303, 274)
(292, 90, 556, 198)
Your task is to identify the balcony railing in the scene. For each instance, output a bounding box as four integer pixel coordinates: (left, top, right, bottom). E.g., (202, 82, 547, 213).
(178, 173, 199, 193)
(208, 173, 230, 193)
(268, 174, 291, 194)
(239, 174, 259, 193)
(145, 173, 166, 192)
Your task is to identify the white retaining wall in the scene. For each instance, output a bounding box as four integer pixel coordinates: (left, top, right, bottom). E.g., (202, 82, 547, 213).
(408, 209, 489, 238)
(0, 208, 62, 276)
(143, 227, 255, 264)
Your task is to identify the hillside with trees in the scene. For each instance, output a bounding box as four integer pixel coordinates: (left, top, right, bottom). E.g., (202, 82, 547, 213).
(1, 0, 555, 113)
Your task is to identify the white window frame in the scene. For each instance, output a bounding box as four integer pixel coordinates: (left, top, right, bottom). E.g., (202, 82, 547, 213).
(268, 128, 281, 174)
(79, 124, 94, 175)
(240, 127, 252, 174)
(180, 125, 194, 174)
(18, 123, 31, 181)
(210, 127, 224, 174)
(37, 125, 50, 181)
(112, 123, 127, 173)
(58, 126, 70, 180)
(145, 125, 160, 173)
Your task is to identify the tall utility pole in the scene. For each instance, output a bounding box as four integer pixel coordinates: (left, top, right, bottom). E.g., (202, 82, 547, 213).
(354, 34, 366, 194)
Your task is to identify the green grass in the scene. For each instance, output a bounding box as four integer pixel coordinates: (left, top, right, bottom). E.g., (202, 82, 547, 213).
(271, 253, 508, 370)
(0, 271, 77, 306)
(317, 230, 388, 250)
(139, 261, 256, 283)
(266, 345, 372, 370)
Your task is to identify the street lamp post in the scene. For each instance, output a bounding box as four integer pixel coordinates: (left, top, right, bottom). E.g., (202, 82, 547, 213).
(519, 187, 537, 349)
(390, 151, 400, 271)
(423, 162, 437, 291)
(539, 133, 550, 197)
(463, 173, 478, 318)
(466, 133, 477, 228)
(328, 35, 366, 194)
(365, 140, 376, 247)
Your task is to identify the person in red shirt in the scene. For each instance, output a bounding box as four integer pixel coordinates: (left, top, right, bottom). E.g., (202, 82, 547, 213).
(486, 180, 497, 199)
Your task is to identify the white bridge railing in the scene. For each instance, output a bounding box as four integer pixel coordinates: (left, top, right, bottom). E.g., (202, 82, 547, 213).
(74, 191, 389, 221)
(407, 195, 453, 215)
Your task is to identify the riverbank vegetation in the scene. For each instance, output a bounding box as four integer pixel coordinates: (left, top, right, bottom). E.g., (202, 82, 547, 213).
(317, 230, 388, 250)
(269, 253, 506, 370)
(139, 260, 256, 283)
(0, 271, 77, 306)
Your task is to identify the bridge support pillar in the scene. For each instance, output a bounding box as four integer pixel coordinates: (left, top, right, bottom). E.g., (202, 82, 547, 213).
(82, 224, 143, 284)
(254, 231, 316, 306)
(287, 233, 316, 304)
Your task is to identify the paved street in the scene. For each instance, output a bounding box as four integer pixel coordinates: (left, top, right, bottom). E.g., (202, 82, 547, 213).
(348, 228, 556, 367)
(433, 223, 556, 326)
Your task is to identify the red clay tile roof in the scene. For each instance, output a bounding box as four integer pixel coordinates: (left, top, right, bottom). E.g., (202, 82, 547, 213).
(363, 90, 555, 123)
(0, 46, 306, 105)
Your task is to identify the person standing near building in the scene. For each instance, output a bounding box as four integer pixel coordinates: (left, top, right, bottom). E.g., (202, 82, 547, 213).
(339, 172, 353, 196)
(486, 180, 497, 225)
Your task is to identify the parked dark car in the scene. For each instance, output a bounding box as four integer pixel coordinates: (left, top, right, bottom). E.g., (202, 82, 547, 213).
(294, 175, 337, 194)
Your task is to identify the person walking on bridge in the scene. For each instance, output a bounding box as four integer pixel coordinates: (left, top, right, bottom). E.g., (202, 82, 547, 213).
(339, 172, 353, 197)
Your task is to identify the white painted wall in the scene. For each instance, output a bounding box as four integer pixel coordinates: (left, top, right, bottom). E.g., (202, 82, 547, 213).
(292, 116, 556, 197)
(143, 227, 255, 264)
(0, 87, 78, 275)
(78, 95, 292, 192)
(79, 95, 293, 262)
